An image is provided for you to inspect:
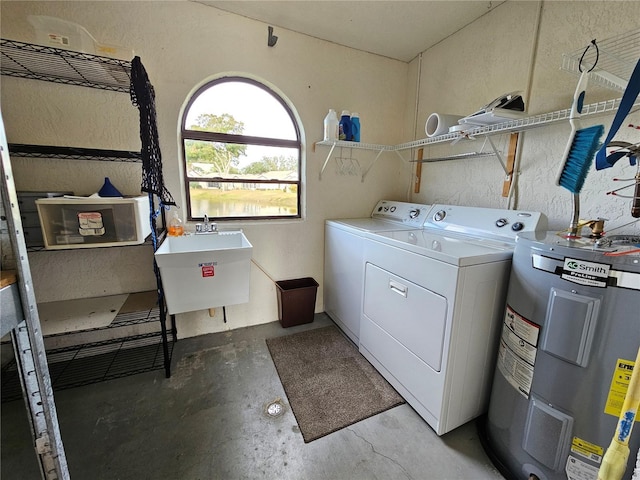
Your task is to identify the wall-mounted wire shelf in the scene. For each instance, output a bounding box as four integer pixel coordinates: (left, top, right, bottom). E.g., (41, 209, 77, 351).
(561, 27, 640, 91)
(316, 96, 638, 162)
(316, 27, 640, 175)
(315, 140, 394, 152)
(1, 38, 132, 92)
(8, 144, 142, 162)
(395, 97, 635, 152)
(315, 140, 394, 181)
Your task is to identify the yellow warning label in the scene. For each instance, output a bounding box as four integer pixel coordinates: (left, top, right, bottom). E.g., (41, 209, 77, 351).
(604, 358, 636, 419)
(571, 437, 603, 463)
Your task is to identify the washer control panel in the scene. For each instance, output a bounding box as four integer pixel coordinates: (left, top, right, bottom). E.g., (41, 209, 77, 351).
(371, 200, 432, 227)
(427, 204, 548, 240)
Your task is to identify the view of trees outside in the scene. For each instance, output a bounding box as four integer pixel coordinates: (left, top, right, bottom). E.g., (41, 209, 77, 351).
(183, 81, 300, 218)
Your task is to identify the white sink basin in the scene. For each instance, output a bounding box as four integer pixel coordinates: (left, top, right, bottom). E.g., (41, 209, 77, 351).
(154, 231, 253, 314)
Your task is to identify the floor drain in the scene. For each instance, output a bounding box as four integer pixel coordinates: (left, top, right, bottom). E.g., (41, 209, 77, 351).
(265, 398, 285, 417)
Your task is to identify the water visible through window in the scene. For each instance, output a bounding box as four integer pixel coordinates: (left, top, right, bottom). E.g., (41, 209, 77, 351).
(181, 78, 301, 220)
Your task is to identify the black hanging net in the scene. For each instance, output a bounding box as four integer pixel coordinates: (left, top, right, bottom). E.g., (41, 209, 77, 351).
(130, 56, 175, 206)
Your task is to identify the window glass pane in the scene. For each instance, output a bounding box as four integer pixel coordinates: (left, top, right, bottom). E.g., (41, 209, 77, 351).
(181, 76, 301, 221)
(189, 181, 298, 218)
(185, 81, 297, 140)
(185, 141, 299, 180)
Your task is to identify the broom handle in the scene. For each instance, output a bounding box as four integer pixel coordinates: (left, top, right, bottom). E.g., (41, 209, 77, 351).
(616, 347, 640, 445)
(598, 347, 640, 480)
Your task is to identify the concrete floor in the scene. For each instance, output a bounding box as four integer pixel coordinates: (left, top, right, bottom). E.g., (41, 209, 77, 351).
(1, 314, 505, 479)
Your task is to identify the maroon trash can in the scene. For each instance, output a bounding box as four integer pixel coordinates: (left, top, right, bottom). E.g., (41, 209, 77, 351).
(275, 277, 318, 328)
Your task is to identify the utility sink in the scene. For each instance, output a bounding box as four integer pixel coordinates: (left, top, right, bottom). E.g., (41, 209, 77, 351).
(154, 231, 253, 315)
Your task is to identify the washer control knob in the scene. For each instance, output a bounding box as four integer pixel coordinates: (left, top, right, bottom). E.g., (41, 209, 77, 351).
(511, 222, 524, 232)
(496, 218, 508, 228)
(390, 206, 396, 212)
(433, 210, 447, 222)
(409, 208, 420, 219)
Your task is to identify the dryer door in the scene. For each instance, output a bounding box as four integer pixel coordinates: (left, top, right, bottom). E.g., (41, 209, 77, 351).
(363, 262, 447, 372)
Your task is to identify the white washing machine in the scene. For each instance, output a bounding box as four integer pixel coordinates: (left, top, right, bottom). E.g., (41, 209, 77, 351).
(358, 204, 548, 436)
(324, 200, 432, 344)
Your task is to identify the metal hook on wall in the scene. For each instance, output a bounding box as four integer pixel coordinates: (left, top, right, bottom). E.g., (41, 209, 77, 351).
(268, 26, 278, 47)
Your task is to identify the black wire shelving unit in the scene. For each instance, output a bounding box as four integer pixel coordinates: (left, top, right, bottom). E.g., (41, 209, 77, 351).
(1, 38, 132, 92)
(1, 296, 173, 403)
(8, 144, 142, 163)
(1, 39, 175, 400)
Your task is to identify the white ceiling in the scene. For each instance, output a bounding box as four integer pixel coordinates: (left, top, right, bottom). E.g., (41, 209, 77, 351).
(194, 1, 505, 62)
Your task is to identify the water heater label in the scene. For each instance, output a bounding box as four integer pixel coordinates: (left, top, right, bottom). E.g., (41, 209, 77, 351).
(504, 306, 540, 346)
(570, 437, 603, 463)
(561, 258, 610, 288)
(566, 455, 599, 480)
(497, 306, 540, 398)
(604, 358, 637, 419)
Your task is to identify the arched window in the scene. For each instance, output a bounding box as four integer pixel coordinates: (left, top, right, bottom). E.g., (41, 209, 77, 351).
(181, 76, 301, 220)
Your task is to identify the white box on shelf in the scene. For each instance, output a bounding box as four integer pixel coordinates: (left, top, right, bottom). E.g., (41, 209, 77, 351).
(35, 195, 151, 249)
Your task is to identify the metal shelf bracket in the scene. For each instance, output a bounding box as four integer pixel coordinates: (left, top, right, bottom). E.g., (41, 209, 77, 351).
(317, 140, 393, 181)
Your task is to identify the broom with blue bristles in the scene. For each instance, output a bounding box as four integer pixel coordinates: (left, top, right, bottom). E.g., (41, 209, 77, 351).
(555, 68, 605, 238)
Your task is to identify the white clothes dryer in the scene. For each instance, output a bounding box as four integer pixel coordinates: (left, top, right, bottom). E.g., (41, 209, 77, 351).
(324, 200, 432, 344)
(359, 204, 548, 435)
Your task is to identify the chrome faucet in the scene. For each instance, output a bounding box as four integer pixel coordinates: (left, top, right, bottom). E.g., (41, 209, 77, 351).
(196, 213, 217, 234)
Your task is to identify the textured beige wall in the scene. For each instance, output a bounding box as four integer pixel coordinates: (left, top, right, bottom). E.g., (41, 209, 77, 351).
(3, 1, 639, 338)
(1, 1, 410, 337)
(409, 1, 640, 234)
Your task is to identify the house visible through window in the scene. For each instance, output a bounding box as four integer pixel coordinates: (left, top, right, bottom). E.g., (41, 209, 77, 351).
(181, 77, 301, 220)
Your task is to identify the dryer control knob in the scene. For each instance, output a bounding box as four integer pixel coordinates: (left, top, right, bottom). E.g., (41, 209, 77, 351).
(409, 208, 420, 219)
(433, 210, 447, 222)
(496, 218, 508, 228)
(511, 222, 524, 231)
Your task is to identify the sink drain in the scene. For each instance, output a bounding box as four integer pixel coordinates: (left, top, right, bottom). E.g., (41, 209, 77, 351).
(265, 398, 285, 417)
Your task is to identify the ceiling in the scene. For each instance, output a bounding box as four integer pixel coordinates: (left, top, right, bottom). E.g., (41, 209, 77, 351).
(194, 1, 505, 62)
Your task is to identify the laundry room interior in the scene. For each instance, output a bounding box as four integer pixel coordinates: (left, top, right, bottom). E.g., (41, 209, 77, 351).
(1, 1, 639, 479)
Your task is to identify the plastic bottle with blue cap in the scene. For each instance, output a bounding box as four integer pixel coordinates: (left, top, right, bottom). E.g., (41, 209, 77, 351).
(339, 110, 352, 141)
(350, 112, 360, 142)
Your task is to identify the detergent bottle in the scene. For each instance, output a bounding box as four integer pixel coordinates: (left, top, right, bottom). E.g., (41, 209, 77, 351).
(339, 110, 352, 141)
(350, 112, 360, 142)
(323, 109, 339, 141)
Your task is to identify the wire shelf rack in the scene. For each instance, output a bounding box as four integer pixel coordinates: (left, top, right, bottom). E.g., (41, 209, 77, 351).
(561, 28, 640, 91)
(1, 333, 174, 403)
(1, 38, 132, 92)
(317, 97, 635, 158)
(0, 294, 173, 403)
(8, 144, 142, 162)
(317, 28, 640, 170)
(315, 140, 394, 151)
